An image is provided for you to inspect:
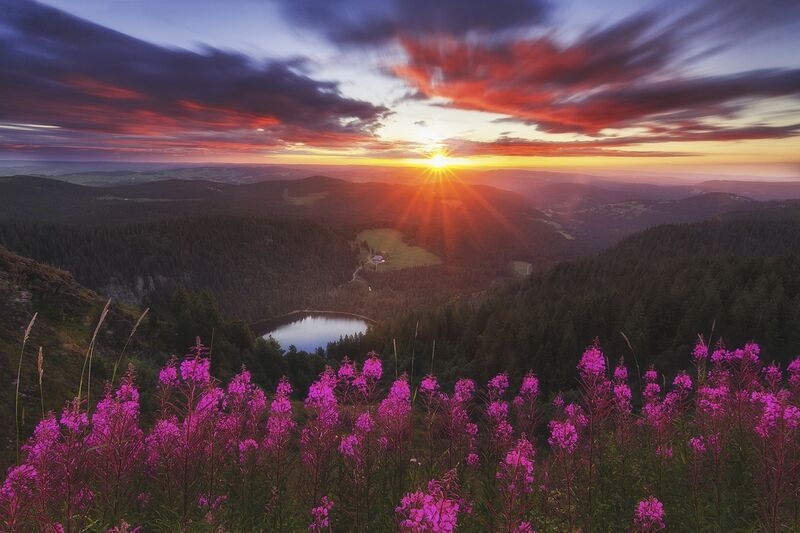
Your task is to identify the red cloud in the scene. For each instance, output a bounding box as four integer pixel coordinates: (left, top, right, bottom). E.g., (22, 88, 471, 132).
(394, 14, 800, 139)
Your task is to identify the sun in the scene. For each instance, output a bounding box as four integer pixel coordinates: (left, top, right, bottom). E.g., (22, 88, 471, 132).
(429, 152, 450, 169)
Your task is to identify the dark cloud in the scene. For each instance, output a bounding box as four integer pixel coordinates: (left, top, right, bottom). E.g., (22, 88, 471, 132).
(272, 0, 550, 44)
(393, 8, 800, 138)
(0, 0, 389, 155)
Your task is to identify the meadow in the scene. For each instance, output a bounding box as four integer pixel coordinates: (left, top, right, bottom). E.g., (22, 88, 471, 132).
(2, 333, 798, 532)
(356, 228, 442, 270)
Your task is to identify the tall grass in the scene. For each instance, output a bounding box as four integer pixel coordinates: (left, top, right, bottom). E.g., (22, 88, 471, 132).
(78, 298, 110, 405)
(14, 312, 36, 462)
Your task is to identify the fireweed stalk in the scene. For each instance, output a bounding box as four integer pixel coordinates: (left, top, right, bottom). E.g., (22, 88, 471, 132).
(576, 341, 612, 524)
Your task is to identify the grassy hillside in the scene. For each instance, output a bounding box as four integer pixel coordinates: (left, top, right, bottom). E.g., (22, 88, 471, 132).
(0, 245, 162, 457)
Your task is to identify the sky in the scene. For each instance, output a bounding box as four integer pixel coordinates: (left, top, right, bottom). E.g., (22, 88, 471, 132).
(1, 0, 800, 177)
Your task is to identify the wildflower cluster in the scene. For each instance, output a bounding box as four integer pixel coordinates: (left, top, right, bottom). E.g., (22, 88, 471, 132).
(2, 338, 798, 531)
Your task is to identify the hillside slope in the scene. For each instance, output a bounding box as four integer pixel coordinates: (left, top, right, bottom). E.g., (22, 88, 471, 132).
(357, 216, 800, 391)
(0, 216, 357, 322)
(0, 245, 159, 454)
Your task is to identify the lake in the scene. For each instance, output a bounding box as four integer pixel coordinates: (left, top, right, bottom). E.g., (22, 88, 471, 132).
(262, 312, 369, 353)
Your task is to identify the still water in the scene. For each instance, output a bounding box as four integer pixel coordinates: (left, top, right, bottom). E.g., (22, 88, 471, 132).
(262, 313, 369, 353)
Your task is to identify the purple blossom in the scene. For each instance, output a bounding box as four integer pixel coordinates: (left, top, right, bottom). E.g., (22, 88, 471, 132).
(613, 361, 628, 382)
(688, 436, 706, 455)
(634, 496, 665, 531)
(420, 375, 439, 395)
(548, 420, 578, 453)
(362, 353, 383, 381)
(496, 436, 535, 494)
(158, 365, 178, 387)
(396, 476, 460, 533)
(488, 373, 510, 398)
(519, 373, 540, 398)
(692, 338, 709, 362)
(672, 372, 693, 394)
(309, 496, 333, 531)
(454, 379, 475, 402)
(577, 344, 606, 378)
(179, 357, 211, 385)
(788, 357, 800, 390)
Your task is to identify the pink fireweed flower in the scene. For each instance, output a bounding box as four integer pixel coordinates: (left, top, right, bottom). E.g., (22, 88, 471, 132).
(548, 420, 578, 453)
(338, 434, 360, 459)
(337, 357, 356, 381)
(454, 379, 475, 402)
(512, 522, 536, 533)
(785, 405, 800, 430)
(354, 411, 375, 435)
(613, 383, 632, 415)
(486, 400, 513, 449)
(496, 436, 536, 494)
(488, 373, 510, 398)
(577, 343, 606, 378)
(396, 475, 460, 533)
(23, 415, 60, 463)
(179, 357, 211, 385)
(377, 377, 412, 450)
(362, 352, 383, 381)
(301, 370, 339, 467)
(672, 372, 692, 398)
(487, 400, 509, 421)
(309, 496, 333, 531)
(513, 372, 540, 436)
(711, 347, 729, 365)
(1, 464, 37, 527)
(692, 337, 709, 362)
(264, 379, 295, 453)
(564, 403, 588, 428)
(751, 391, 800, 438)
(613, 360, 628, 383)
(158, 364, 178, 387)
(238, 439, 258, 463)
(643, 383, 661, 404)
(60, 403, 89, 435)
(788, 356, 800, 391)
(763, 363, 782, 390)
(518, 373, 540, 399)
(697, 385, 729, 418)
(688, 436, 706, 455)
(634, 496, 665, 531)
(643, 368, 658, 384)
(87, 375, 145, 513)
(420, 375, 439, 395)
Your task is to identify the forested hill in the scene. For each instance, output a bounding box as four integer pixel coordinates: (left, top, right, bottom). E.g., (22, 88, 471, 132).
(349, 216, 800, 393)
(0, 216, 356, 322)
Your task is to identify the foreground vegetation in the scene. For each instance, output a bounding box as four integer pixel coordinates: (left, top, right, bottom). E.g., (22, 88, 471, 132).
(2, 334, 798, 531)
